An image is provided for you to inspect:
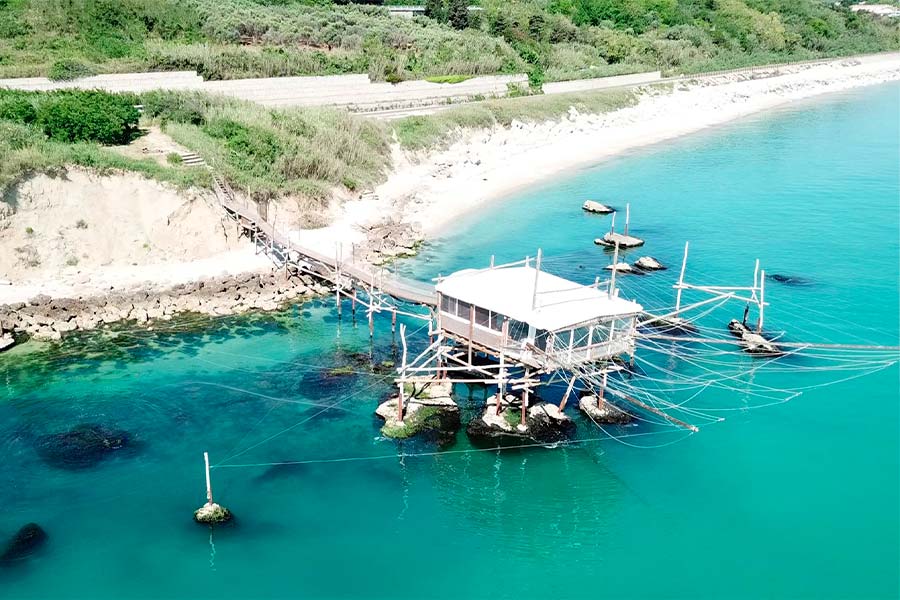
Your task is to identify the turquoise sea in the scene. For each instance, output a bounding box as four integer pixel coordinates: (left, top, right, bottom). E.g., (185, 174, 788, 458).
(1, 83, 898, 599)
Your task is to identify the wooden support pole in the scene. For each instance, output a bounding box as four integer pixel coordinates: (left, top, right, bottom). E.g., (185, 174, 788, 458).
(368, 309, 374, 338)
(532, 248, 542, 310)
(335, 245, 342, 320)
(467, 303, 475, 365)
(490, 255, 495, 269)
(498, 319, 508, 416)
(598, 372, 607, 408)
(609, 211, 616, 234)
(675, 241, 689, 316)
(391, 309, 397, 334)
(559, 376, 576, 412)
(521, 374, 529, 427)
(204, 451, 213, 506)
(624, 203, 630, 236)
(351, 289, 357, 317)
(398, 324, 408, 422)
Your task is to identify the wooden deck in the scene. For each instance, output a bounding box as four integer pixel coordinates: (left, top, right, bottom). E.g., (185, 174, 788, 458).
(212, 176, 437, 308)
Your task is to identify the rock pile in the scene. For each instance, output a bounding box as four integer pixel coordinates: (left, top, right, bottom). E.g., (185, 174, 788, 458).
(0, 270, 329, 342)
(467, 395, 575, 447)
(375, 379, 461, 443)
(359, 220, 425, 266)
(582, 200, 615, 214)
(578, 395, 633, 424)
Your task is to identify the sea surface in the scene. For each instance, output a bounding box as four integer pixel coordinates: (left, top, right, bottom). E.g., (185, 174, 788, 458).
(1, 83, 898, 599)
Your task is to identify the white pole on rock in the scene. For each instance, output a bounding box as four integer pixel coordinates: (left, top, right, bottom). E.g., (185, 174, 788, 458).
(609, 211, 616, 234)
(624, 203, 630, 236)
(757, 270, 766, 333)
(204, 451, 213, 505)
(675, 241, 689, 316)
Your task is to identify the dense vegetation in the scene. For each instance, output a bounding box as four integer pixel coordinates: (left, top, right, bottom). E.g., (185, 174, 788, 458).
(0, 83, 642, 205)
(0, 0, 895, 82)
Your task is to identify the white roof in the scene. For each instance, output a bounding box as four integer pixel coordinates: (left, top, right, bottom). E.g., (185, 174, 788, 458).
(436, 266, 642, 332)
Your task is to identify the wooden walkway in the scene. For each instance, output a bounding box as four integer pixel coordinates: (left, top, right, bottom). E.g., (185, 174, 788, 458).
(212, 176, 437, 308)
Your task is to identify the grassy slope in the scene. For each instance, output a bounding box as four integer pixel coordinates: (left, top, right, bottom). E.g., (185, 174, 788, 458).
(1, 85, 640, 202)
(0, 0, 896, 82)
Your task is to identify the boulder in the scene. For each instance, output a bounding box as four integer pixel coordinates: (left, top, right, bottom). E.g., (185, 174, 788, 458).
(634, 256, 666, 271)
(0, 523, 48, 564)
(466, 396, 574, 447)
(727, 320, 782, 356)
(582, 200, 615, 214)
(767, 273, 812, 286)
(578, 396, 633, 424)
(594, 232, 645, 248)
(194, 502, 232, 525)
(35, 424, 131, 470)
(376, 379, 460, 444)
(604, 262, 638, 274)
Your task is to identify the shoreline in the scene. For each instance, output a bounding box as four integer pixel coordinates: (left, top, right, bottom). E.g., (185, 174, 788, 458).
(374, 53, 900, 240)
(1, 53, 899, 342)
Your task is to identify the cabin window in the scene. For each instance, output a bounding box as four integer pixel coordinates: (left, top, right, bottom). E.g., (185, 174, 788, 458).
(508, 319, 529, 341)
(534, 329, 549, 351)
(440, 295, 456, 315)
(552, 330, 571, 352)
(490, 312, 504, 331)
(593, 323, 611, 344)
(475, 307, 491, 328)
(573, 326, 591, 348)
(456, 300, 472, 320)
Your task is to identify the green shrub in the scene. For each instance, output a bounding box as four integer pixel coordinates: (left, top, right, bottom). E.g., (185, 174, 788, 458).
(0, 97, 37, 124)
(36, 91, 140, 145)
(47, 60, 95, 81)
(167, 152, 183, 165)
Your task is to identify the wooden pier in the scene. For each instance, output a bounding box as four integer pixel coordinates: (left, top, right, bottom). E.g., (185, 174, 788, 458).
(211, 176, 436, 310)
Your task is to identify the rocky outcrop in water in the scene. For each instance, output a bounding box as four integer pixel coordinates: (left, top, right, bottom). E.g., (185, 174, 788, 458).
(767, 273, 812, 286)
(467, 396, 575, 447)
(376, 379, 461, 445)
(578, 396, 633, 424)
(634, 256, 666, 271)
(35, 424, 132, 470)
(0, 271, 328, 341)
(358, 218, 425, 266)
(582, 200, 615, 214)
(0, 523, 48, 564)
(194, 503, 233, 525)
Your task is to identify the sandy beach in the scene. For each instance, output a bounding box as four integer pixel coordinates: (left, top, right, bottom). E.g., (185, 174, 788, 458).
(2, 52, 899, 307)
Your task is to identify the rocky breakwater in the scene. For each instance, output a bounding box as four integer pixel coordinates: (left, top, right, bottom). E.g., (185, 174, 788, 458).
(0, 270, 332, 343)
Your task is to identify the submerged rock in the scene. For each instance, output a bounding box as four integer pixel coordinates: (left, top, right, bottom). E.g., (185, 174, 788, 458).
(638, 314, 698, 335)
(35, 424, 131, 470)
(582, 200, 615, 214)
(767, 273, 812, 286)
(578, 396, 633, 425)
(727, 320, 782, 356)
(194, 503, 232, 525)
(0, 523, 48, 564)
(634, 256, 666, 271)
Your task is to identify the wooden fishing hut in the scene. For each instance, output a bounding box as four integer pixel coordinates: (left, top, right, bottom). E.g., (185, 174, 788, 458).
(393, 251, 644, 426)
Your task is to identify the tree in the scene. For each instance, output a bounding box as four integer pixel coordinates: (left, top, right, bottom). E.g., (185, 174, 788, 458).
(447, 0, 469, 30)
(424, 0, 445, 22)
